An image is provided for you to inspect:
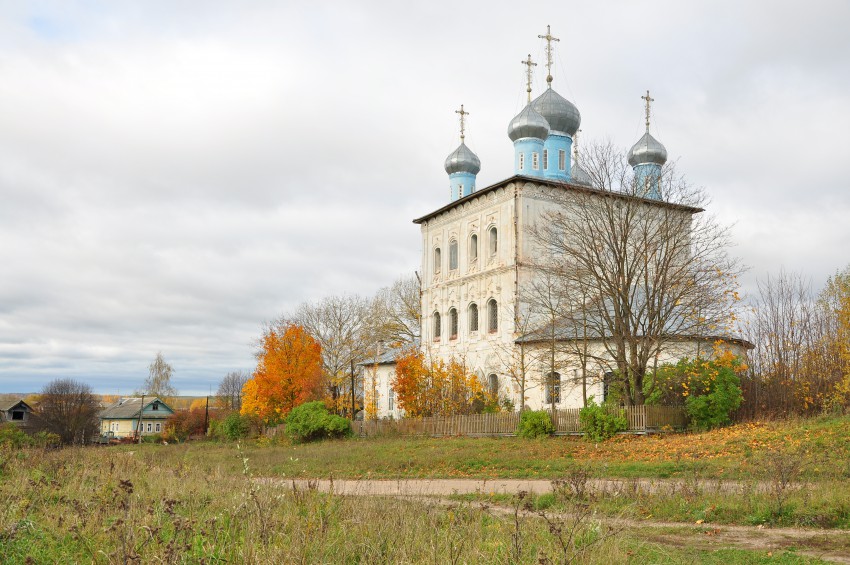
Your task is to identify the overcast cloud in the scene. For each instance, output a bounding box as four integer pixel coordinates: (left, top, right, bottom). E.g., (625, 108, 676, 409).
(1, 1, 847, 394)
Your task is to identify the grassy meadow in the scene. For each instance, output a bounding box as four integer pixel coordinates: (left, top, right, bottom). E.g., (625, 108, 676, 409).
(1, 415, 849, 563)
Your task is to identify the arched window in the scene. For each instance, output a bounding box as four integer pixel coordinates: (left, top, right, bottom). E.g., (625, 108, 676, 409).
(388, 387, 395, 411)
(487, 299, 498, 333)
(449, 308, 458, 340)
(488, 227, 498, 256)
(434, 248, 441, 274)
(449, 239, 458, 270)
(545, 372, 561, 404)
(518, 153, 525, 170)
(433, 311, 441, 341)
(543, 149, 548, 170)
(468, 303, 479, 333)
(488, 374, 499, 398)
(470, 234, 478, 262)
(532, 152, 539, 170)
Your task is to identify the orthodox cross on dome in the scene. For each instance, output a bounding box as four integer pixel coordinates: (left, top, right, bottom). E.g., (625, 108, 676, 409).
(521, 54, 537, 104)
(642, 90, 655, 133)
(455, 104, 469, 141)
(538, 24, 560, 87)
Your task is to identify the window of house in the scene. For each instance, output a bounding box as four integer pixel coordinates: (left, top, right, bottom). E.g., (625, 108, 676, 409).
(449, 308, 458, 340)
(146, 423, 152, 433)
(545, 372, 562, 404)
(559, 149, 566, 171)
(156, 423, 161, 432)
(488, 374, 499, 398)
(543, 149, 548, 170)
(449, 239, 458, 270)
(532, 152, 539, 170)
(434, 248, 441, 274)
(433, 311, 441, 341)
(518, 152, 525, 170)
(487, 299, 498, 333)
(603, 371, 614, 403)
(388, 387, 395, 411)
(152, 402, 159, 411)
(468, 303, 479, 332)
(470, 234, 478, 261)
(11, 411, 24, 421)
(489, 227, 497, 256)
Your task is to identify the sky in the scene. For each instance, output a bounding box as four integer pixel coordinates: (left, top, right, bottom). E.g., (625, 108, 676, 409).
(0, 1, 848, 395)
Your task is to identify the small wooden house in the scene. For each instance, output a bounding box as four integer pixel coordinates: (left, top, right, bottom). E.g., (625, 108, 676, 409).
(0, 399, 33, 429)
(99, 397, 174, 439)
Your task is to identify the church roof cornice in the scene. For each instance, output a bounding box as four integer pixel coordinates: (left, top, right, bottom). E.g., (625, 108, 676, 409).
(413, 174, 703, 225)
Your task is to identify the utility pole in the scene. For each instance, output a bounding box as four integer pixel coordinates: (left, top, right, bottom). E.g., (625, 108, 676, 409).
(136, 394, 145, 444)
(204, 395, 209, 436)
(350, 359, 356, 419)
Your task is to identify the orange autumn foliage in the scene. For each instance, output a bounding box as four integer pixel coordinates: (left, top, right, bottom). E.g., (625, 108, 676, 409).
(392, 348, 486, 417)
(241, 324, 323, 425)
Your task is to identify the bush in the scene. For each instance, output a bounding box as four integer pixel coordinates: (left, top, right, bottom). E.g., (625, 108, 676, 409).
(516, 410, 554, 439)
(579, 398, 627, 442)
(214, 412, 252, 440)
(0, 423, 31, 449)
(285, 401, 353, 443)
(162, 408, 210, 442)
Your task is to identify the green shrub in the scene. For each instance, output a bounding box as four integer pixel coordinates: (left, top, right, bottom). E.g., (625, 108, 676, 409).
(579, 398, 627, 442)
(516, 410, 554, 439)
(0, 423, 31, 449)
(216, 412, 252, 440)
(285, 401, 353, 443)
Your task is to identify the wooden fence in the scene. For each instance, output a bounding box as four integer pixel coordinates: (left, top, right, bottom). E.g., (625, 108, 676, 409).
(355, 405, 687, 438)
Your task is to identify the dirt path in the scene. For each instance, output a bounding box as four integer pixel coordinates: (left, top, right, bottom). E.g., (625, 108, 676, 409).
(260, 477, 850, 563)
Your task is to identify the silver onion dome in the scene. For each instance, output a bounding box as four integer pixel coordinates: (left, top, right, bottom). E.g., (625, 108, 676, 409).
(627, 132, 668, 166)
(507, 104, 550, 142)
(570, 161, 593, 187)
(444, 142, 481, 175)
(532, 88, 581, 137)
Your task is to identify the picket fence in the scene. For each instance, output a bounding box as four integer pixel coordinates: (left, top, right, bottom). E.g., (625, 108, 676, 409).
(355, 405, 686, 438)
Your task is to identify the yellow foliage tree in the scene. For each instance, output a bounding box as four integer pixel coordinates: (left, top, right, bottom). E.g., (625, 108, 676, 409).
(392, 349, 486, 417)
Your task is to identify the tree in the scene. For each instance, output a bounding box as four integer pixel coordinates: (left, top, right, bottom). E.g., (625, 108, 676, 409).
(241, 324, 323, 426)
(217, 370, 250, 410)
(392, 348, 486, 417)
(31, 378, 100, 445)
(288, 295, 372, 415)
(140, 352, 177, 399)
(528, 141, 742, 406)
(368, 274, 421, 345)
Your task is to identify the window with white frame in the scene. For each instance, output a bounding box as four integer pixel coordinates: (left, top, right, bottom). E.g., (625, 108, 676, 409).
(156, 423, 161, 432)
(458, 184, 464, 198)
(532, 152, 539, 170)
(449, 239, 458, 270)
(518, 152, 525, 170)
(545, 372, 561, 404)
(489, 226, 497, 256)
(146, 422, 152, 433)
(487, 299, 498, 333)
(449, 308, 458, 340)
(388, 387, 395, 411)
(434, 248, 441, 274)
(543, 149, 548, 170)
(468, 303, 478, 333)
(433, 311, 441, 341)
(559, 149, 566, 171)
(488, 374, 499, 398)
(470, 234, 478, 261)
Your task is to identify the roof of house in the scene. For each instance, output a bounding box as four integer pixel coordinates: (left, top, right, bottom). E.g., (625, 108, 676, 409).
(359, 341, 417, 366)
(0, 399, 32, 412)
(99, 397, 174, 419)
(412, 174, 704, 225)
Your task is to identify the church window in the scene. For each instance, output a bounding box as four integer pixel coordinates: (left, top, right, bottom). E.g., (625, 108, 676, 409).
(449, 308, 458, 340)
(458, 184, 464, 198)
(543, 149, 548, 170)
(489, 227, 498, 256)
(545, 372, 561, 404)
(433, 312, 441, 341)
(518, 153, 525, 170)
(470, 234, 478, 261)
(388, 387, 395, 411)
(434, 248, 441, 274)
(532, 152, 539, 170)
(487, 299, 498, 333)
(559, 149, 566, 171)
(468, 303, 478, 332)
(449, 239, 458, 270)
(488, 374, 499, 397)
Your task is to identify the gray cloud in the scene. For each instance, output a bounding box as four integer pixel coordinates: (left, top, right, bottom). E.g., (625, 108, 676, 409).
(0, 0, 847, 394)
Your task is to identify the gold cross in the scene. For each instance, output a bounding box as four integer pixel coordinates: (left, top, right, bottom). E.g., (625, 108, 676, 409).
(641, 90, 655, 133)
(455, 104, 469, 141)
(522, 54, 537, 103)
(538, 25, 560, 86)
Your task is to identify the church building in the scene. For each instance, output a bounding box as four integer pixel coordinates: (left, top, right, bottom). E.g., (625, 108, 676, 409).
(366, 27, 750, 419)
